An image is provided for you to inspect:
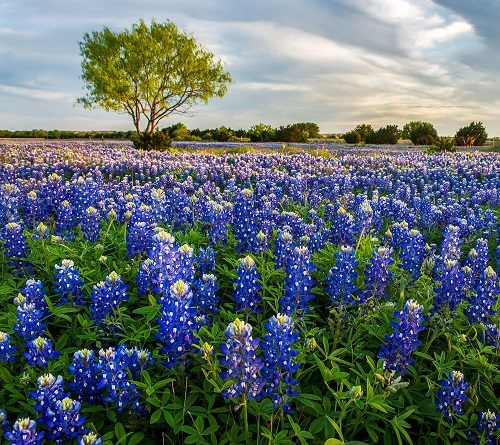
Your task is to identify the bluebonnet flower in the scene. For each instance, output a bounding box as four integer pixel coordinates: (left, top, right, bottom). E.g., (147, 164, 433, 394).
(261, 314, 300, 413)
(356, 200, 373, 236)
(432, 260, 465, 315)
(19, 279, 49, 317)
(90, 271, 129, 329)
(1, 222, 33, 274)
(30, 374, 68, 423)
(273, 228, 295, 270)
(400, 229, 425, 280)
(55, 200, 76, 241)
(0, 331, 17, 362)
(232, 188, 258, 253)
(436, 371, 469, 423)
(193, 273, 220, 324)
(464, 266, 499, 325)
(81, 206, 101, 243)
(156, 280, 198, 368)
(331, 207, 355, 246)
(233, 256, 262, 314)
(117, 345, 154, 381)
(68, 349, 103, 403)
(197, 246, 217, 275)
(79, 432, 102, 445)
(280, 246, 316, 317)
(98, 347, 142, 412)
(440, 225, 462, 264)
(4, 418, 44, 445)
(324, 245, 358, 306)
(0, 408, 8, 429)
(484, 324, 500, 348)
(254, 230, 269, 255)
(360, 247, 393, 304)
(13, 303, 46, 344)
(206, 201, 231, 245)
(474, 410, 500, 445)
(378, 300, 426, 374)
(24, 336, 59, 367)
(32, 222, 50, 240)
(219, 318, 265, 401)
(126, 204, 156, 257)
(45, 397, 87, 443)
(464, 238, 490, 287)
(54, 259, 85, 306)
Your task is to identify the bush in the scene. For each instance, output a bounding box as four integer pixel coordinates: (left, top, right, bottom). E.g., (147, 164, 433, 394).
(365, 125, 401, 144)
(426, 137, 456, 153)
(343, 130, 363, 144)
(131, 129, 172, 151)
(403, 121, 439, 145)
(455, 121, 488, 146)
(342, 124, 373, 144)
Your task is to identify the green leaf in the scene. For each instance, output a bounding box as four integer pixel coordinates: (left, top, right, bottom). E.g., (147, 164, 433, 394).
(115, 422, 127, 439)
(128, 432, 145, 445)
(0, 366, 14, 384)
(325, 439, 344, 445)
(150, 409, 163, 424)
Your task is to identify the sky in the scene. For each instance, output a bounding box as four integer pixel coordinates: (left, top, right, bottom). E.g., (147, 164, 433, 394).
(1, 0, 499, 136)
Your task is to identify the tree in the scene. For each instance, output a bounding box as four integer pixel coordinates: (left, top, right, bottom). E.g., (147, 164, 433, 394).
(455, 121, 488, 146)
(402, 121, 438, 145)
(248, 123, 275, 142)
(78, 19, 232, 150)
(366, 125, 401, 144)
(342, 124, 373, 144)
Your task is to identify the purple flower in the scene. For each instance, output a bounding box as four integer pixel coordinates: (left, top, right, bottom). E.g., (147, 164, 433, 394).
(68, 349, 103, 403)
(45, 397, 87, 443)
(232, 188, 258, 253)
(98, 347, 142, 413)
(156, 280, 198, 368)
(0, 408, 8, 429)
(324, 245, 358, 306)
(360, 247, 393, 304)
(279, 246, 316, 317)
(80, 206, 101, 243)
(219, 318, 265, 401)
(432, 259, 465, 315)
(79, 432, 102, 445)
(29, 374, 68, 423)
(13, 303, 46, 344)
(233, 256, 262, 314)
(273, 228, 294, 270)
(261, 314, 300, 413)
(464, 266, 499, 325)
(32, 222, 50, 241)
(55, 200, 76, 241)
(0, 331, 17, 362)
(54, 259, 85, 306)
(475, 410, 500, 445)
(4, 417, 44, 445)
(23, 336, 59, 367)
(378, 300, 426, 374)
(90, 271, 128, 329)
(436, 371, 469, 423)
(193, 273, 219, 323)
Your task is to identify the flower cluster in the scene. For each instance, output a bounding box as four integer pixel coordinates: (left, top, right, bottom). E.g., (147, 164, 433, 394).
(360, 247, 393, 304)
(233, 256, 262, 314)
(464, 266, 499, 325)
(0, 331, 17, 362)
(219, 318, 265, 401)
(432, 260, 465, 316)
(280, 246, 316, 317)
(24, 336, 59, 367)
(4, 418, 44, 445)
(436, 371, 469, 423)
(324, 245, 358, 306)
(68, 349, 103, 403)
(379, 300, 426, 374)
(81, 206, 101, 243)
(54, 259, 85, 306)
(193, 274, 219, 324)
(261, 314, 300, 413)
(90, 271, 129, 330)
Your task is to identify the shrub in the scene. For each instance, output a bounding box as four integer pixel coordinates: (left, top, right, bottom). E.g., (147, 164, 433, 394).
(403, 121, 439, 145)
(455, 121, 488, 146)
(365, 125, 401, 144)
(131, 130, 172, 151)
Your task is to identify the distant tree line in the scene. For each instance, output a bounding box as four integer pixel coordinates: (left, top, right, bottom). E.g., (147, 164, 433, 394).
(0, 129, 135, 140)
(0, 121, 489, 152)
(342, 121, 488, 150)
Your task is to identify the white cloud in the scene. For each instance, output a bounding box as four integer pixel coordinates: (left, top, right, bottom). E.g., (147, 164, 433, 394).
(0, 84, 72, 101)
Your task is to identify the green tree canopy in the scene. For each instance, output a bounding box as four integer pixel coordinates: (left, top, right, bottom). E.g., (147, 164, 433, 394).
(402, 121, 438, 145)
(455, 121, 488, 146)
(78, 19, 231, 148)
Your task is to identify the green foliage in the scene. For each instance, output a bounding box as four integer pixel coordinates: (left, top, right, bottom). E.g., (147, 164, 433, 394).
(131, 129, 173, 151)
(366, 125, 401, 144)
(78, 19, 232, 144)
(402, 121, 439, 145)
(248, 123, 276, 142)
(455, 122, 488, 146)
(426, 137, 457, 154)
(342, 124, 373, 144)
(275, 123, 320, 143)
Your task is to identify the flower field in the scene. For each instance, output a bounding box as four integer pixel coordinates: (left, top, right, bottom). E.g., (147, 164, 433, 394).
(0, 140, 499, 445)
